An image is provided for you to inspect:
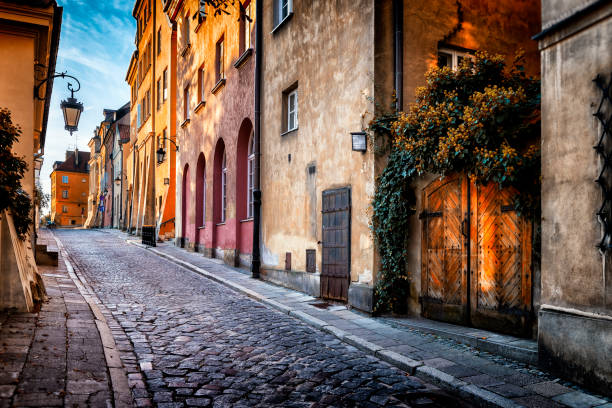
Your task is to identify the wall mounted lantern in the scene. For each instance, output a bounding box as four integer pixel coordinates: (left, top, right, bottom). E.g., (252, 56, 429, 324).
(163, 178, 170, 185)
(114, 176, 121, 186)
(156, 136, 179, 164)
(35, 71, 83, 135)
(351, 131, 367, 153)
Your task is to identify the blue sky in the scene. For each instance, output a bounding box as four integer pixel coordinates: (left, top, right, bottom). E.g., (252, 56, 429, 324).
(40, 0, 136, 209)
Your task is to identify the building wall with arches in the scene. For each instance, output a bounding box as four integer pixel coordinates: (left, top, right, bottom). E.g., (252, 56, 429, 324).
(169, 0, 256, 267)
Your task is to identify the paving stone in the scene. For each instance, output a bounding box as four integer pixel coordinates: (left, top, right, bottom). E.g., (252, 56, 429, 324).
(552, 391, 608, 408)
(486, 383, 534, 398)
(512, 395, 566, 408)
(525, 381, 574, 398)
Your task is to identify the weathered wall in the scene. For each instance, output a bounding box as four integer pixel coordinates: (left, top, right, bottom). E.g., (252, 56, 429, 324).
(173, 0, 255, 265)
(260, 0, 376, 291)
(538, 0, 612, 394)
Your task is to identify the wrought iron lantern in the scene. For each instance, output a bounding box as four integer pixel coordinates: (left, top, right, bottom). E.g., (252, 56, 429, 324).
(156, 136, 179, 164)
(35, 71, 83, 134)
(114, 176, 121, 186)
(351, 131, 367, 153)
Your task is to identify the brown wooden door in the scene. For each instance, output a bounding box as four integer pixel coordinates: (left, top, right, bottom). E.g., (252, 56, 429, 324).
(421, 176, 532, 335)
(421, 174, 469, 325)
(321, 187, 351, 301)
(470, 183, 532, 335)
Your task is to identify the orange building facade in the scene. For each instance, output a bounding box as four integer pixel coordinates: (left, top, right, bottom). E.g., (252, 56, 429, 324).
(50, 150, 90, 227)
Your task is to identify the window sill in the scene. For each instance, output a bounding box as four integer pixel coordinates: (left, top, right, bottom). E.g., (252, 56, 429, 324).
(234, 48, 253, 69)
(216, 222, 226, 226)
(180, 118, 191, 128)
(271, 13, 294, 34)
(180, 43, 191, 57)
(194, 101, 206, 113)
(240, 218, 253, 223)
(211, 78, 226, 95)
(197, 225, 206, 230)
(280, 127, 298, 137)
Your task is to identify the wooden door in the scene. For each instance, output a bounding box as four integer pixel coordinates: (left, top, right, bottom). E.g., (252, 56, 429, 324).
(321, 187, 351, 301)
(470, 183, 532, 335)
(421, 176, 532, 335)
(421, 174, 469, 325)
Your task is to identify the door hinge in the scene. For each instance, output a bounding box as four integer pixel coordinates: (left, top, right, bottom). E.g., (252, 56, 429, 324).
(419, 211, 442, 219)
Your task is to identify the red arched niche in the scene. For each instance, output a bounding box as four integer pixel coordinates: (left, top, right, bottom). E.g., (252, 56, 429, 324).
(195, 153, 206, 249)
(181, 163, 190, 248)
(212, 138, 226, 251)
(236, 118, 254, 257)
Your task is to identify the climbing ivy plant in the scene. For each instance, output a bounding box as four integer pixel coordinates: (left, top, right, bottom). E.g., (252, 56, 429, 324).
(0, 108, 32, 240)
(370, 52, 541, 313)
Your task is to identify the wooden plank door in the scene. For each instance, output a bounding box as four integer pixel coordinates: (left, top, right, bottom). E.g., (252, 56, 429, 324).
(470, 182, 532, 335)
(321, 187, 351, 301)
(421, 174, 469, 325)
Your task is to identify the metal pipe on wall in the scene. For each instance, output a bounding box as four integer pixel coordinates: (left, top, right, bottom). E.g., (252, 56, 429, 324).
(394, 0, 404, 111)
(251, 0, 263, 279)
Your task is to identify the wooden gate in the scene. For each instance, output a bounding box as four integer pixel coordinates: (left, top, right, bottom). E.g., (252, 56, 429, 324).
(321, 187, 351, 301)
(421, 175, 532, 335)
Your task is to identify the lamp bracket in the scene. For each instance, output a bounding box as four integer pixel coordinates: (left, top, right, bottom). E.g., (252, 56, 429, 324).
(161, 136, 179, 152)
(35, 71, 81, 100)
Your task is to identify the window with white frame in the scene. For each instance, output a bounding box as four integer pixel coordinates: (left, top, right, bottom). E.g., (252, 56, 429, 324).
(247, 132, 254, 218)
(287, 89, 298, 132)
(438, 48, 472, 70)
(183, 86, 190, 120)
(62, 190, 68, 198)
(198, 66, 205, 103)
(216, 36, 224, 82)
(62, 175, 69, 184)
(182, 12, 190, 49)
(274, 0, 293, 28)
(221, 153, 227, 223)
(62, 206, 68, 213)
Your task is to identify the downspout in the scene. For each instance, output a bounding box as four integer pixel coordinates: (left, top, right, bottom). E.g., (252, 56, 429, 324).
(251, 0, 263, 279)
(393, 0, 403, 111)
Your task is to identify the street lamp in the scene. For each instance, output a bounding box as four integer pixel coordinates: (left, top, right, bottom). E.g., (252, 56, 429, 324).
(35, 71, 83, 134)
(156, 136, 179, 164)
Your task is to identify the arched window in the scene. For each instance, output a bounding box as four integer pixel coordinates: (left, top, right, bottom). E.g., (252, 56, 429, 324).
(221, 153, 227, 223)
(247, 132, 254, 218)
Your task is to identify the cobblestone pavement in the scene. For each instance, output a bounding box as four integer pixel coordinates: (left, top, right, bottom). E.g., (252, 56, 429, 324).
(0, 233, 113, 407)
(54, 229, 469, 408)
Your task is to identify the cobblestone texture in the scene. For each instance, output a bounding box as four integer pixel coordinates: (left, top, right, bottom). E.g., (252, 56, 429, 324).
(54, 229, 463, 407)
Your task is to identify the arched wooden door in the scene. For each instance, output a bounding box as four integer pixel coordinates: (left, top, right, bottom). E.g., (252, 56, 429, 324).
(421, 175, 532, 336)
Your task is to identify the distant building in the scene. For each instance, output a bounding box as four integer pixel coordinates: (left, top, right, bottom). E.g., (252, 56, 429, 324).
(50, 150, 90, 227)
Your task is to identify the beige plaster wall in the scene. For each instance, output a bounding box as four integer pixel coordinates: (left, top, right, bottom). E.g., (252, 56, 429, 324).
(260, 0, 376, 282)
(540, 14, 612, 315)
(0, 33, 35, 199)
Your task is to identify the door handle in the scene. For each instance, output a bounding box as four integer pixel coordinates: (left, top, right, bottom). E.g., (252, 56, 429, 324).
(461, 219, 468, 238)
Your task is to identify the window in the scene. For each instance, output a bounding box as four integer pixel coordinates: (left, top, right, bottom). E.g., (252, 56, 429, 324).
(287, 89, 298, 131)
(240, 1, 252, 55)
(247, 132, 254, 218)
(197, 66, 205, 104)
(198, 1, 207, 22)
(163, 68, 168, 101)
(137, 103, 142, 127)
(216, 36, 224, 82)
(182, 12, 190, 50)
(183, 86, 190, 120)
(438, 48, 472, 70)
(157, 27, 162, 55)
(62, 190, 68, 198)
(62, 206, 68, 213)
(146, 89, 151, 118)
(62, 175, 69, 184)
(221, 153, 227, 223)
(274, 0, 293, 28)
(157, 77, 162, 110)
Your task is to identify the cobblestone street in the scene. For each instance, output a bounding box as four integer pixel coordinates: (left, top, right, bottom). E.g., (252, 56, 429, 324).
(54, 229, 462, 408)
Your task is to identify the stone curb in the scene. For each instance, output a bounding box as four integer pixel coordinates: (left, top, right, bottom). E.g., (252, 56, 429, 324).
(127, 239, 524, 408)
(53, 235, 134, 408)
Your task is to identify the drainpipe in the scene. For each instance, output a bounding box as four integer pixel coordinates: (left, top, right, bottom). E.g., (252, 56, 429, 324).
(393, 0, 403, 111)
(251, 0, 263, 279)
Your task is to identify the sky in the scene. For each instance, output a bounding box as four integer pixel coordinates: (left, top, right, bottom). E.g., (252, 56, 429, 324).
(40, 0, 136, 212)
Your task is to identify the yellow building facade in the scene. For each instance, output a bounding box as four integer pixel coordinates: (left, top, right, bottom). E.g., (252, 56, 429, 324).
(0, 0, 62, 311)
